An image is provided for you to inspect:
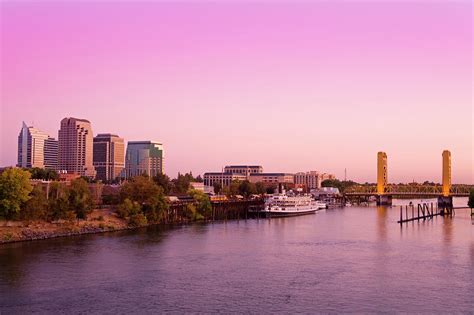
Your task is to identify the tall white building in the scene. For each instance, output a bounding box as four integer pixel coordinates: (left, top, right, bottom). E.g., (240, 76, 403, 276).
(125, 141, 164, 178)
(17, 122, 58, 170)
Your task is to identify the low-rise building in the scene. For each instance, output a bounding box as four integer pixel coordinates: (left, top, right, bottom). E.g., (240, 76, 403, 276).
(294, 171, 336, 189)
(223, 165, 263, 178)
(203, 172, 247, 187)
(249, 173, 294, 184)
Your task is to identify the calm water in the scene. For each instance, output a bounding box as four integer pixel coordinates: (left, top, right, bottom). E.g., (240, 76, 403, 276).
(1, 198, 473, 313)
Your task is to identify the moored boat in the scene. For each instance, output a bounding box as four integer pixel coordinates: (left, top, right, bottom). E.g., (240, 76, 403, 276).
(258, 194, 325, 217)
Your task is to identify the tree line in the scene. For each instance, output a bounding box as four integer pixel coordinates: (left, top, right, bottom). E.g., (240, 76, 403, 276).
(0, 168, 213, 227)
(0, 168, 93, 221)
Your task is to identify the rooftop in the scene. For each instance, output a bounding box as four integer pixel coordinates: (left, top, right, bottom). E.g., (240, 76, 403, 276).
(250, 173, 294, 176)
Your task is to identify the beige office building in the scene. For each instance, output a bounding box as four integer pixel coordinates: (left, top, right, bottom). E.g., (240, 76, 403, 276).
(203, 173, 247, 187)
(58, 117, 96, 178)
(93, 134, 125, 182)
(294, 171, 336, 189)
(17, 122, 58, 170)
(223, 165, 263, 178)
(249, 173, 294, 184)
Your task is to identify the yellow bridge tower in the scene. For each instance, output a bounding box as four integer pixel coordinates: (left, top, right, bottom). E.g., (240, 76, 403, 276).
(442, 150, 451, 197)
(377, 152, 388, 194)
(438, 150, 453, 208)
(376, 152, 391, 205)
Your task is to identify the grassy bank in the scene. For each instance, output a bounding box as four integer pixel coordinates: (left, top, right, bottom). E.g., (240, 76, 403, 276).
(0, 209, 130, 244)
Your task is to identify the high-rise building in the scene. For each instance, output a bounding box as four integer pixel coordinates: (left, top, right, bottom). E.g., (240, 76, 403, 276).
(93, 133, 125, 182)
(125, 141, 164, 178)
(58, 117, 96, 178)
(44, 137, 59, 170)
(17, 122, 58, 170)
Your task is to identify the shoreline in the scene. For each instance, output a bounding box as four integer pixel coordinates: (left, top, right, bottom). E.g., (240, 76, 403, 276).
(0, 209, 251, 245)
(0, 209, 145, 245)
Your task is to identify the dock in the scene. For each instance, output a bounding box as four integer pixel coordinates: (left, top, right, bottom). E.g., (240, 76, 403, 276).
(397, 203, 454, 224)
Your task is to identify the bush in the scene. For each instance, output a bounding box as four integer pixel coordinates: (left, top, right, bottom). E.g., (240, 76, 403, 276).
(128, 213, 148, 227)
(117, 198, 141, 218)
(468, 189, 474, 209)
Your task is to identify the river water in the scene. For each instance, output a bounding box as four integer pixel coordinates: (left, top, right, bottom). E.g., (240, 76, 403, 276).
(1, 198, 473, 313)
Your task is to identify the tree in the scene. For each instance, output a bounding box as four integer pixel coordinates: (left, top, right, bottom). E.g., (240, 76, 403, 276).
(238, 180, 256, 198)
(119, 175, 169, 223)
(266, 185, 277, 194)
(188, 189, 212, 219)
(213, 182, 222, 194)
(27, 168, 59, 181)
(0, 168, 32, 220)
(47, 182, 70, 221)
(321, 179, 358, 193)
(68, 178, 94, 219)
(153, 173, 172, 195)
(172, 172, 195, 194)
(22, 185, 48, 221)
(225, 180, 240, 197)
(117, 198, 142, 218)
(194, 175, 203, 183)
(468, 189, 474, 209)
(255, 182, 266, 195)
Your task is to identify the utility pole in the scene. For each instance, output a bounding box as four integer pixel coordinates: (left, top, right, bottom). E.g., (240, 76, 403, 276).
(344, 168, 347, 182)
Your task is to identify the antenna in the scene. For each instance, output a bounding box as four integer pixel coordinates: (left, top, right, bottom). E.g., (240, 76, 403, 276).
(344, 168, 347, 181)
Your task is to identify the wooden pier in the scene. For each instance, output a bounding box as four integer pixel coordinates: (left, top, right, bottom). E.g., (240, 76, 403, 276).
(397, 202, 453, 224)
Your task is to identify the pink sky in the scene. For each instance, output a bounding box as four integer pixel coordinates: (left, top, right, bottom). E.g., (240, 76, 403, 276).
(1, 1, 472, 183)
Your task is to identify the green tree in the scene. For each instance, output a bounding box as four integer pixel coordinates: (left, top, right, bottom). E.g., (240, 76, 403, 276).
(188, 189, 212, 219)
(195, 175, 203, 183)
(213, 182, 222, 194)
(21, 185, 48, 221)
(266, 185, 277, 194)
(120, 175, 169, 223)
(68, 178, 94, 219)
(172, 172, 196, 194)
(153, 173, 172, 195)
(321, 179, 358, 193)
(183, 203, 201, 220)
(128, 213, 148, 227)
(255, 182, 266, 195)
(225, 180, 240, 197)
(238, 180, 256, 198)
(468, 189, 474, 209)
(0, 168, 32, 220)
(117, 198, 142, 218)
(28, 168, 59, 181)
(47, 182, 70, 221)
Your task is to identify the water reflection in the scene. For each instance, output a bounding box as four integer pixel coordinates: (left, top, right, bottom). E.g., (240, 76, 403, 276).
(1, 200, 473, 313)
(376, 206, 388, 242)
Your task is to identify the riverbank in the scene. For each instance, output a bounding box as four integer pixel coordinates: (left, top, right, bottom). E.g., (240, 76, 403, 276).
(0, 209, 131, 244)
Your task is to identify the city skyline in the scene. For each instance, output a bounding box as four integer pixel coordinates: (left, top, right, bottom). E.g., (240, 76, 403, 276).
(1, 1, 472, 184)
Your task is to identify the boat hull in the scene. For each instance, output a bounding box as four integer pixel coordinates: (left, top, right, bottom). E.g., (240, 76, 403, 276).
(260, 208, 319, 218)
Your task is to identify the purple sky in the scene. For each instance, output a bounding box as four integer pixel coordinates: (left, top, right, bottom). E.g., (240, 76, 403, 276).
(1, 1, 472, 183)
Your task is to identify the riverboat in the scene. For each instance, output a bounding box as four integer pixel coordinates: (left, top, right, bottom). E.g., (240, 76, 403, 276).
(257, 194, 326, 217)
